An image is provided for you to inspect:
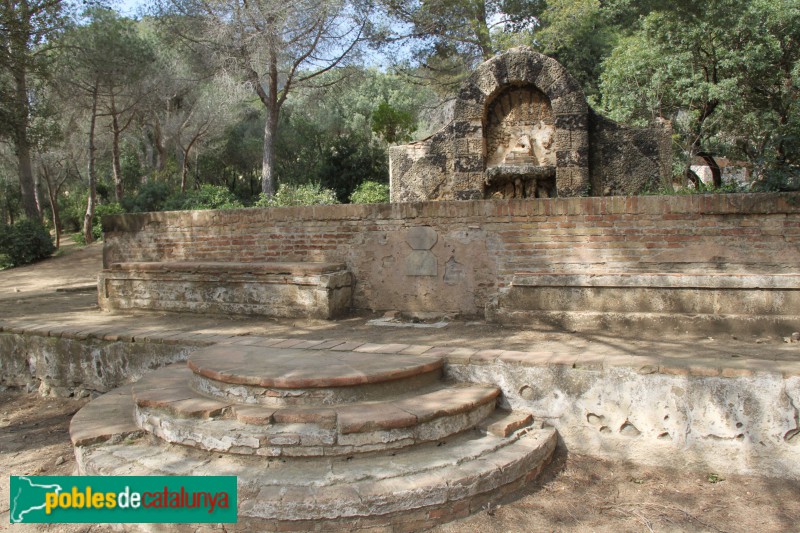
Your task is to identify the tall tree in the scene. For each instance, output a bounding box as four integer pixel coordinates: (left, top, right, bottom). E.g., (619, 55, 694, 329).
(380, 0, 543, 91)
(598, 0, 755, 184)
(57, 8, 154, 242)
(0, 0, 68, 219)
(158, 0, 370, 195)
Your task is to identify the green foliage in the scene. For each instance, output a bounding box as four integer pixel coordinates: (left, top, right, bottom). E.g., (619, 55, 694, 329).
(0, 219, 55, 268)
(371, 102, 416, 144)
(255, 184, 340, 208)
(273, 69, 425, 201)
(349, 181, 390, 204)
(535, 0, 618, 98)
(598, 0, 800, 182)
(120, 182, 174, 213)
(163, 184, 243, 211)
(71, 202, 124, 244)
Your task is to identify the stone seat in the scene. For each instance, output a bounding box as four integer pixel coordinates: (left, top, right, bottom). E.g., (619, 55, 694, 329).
(487, 270, 800, 335)
(98, 260, 353, 319)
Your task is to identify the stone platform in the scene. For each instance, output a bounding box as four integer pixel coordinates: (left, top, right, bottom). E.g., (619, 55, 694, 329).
(70, 344, 556, 531)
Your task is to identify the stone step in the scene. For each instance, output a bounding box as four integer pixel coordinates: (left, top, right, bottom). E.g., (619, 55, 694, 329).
(187, 345, 444, 406)
(75, 405, 556, 531)
(132, 365, 501, 456)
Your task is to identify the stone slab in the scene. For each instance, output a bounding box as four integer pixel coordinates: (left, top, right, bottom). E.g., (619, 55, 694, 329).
(69, 385, 141, 446)
(188, 346, 443, 389)
(109, 261, 348, 275)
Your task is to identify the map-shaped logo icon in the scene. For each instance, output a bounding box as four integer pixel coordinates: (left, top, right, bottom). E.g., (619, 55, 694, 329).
(10, 476, 63, 523)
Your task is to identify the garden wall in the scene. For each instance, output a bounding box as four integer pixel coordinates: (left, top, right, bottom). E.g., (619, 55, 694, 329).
(102, 193, 800, 321)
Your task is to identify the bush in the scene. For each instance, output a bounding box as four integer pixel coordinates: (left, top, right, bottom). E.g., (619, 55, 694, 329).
(164, 184, 243, 211)
(0, 219, 55, 268)
(349, 181, 389, 204)
(70, 203, 125, 245)
(255, 183, 340, 207)
(121, 181, 174, 213)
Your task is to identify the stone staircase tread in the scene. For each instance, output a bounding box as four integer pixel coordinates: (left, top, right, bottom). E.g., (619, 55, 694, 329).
(392, 384, 500, 423)
(77, 425, 557, 523)
(133, 366, 232, 418)
(478, 409, 535, 438)
(69, 386, 140, 446)
(187, 345, 443, 389)
(336, 403, 419, 434)
(232, 405, 276, 425)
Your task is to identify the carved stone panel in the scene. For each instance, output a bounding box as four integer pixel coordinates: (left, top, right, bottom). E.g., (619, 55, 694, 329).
(485, 86, 556, 168)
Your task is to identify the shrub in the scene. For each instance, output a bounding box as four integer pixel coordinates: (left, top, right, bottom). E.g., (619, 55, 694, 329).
(255, 183, 340, 207)
(164, 184, 244, 211)
(0, 219, 55, 268)
(349, 181, 389, 204)
(121, 181, 174, 213)
(70, 202, 125, 245)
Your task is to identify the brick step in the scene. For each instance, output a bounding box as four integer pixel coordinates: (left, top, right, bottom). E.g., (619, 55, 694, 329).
(75, 396, 556, 531)
(131, 365, 502, 457)
(187, 345, 445, 406)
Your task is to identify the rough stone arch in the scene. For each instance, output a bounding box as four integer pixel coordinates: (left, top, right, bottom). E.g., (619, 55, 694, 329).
(451, 47, 590, 197)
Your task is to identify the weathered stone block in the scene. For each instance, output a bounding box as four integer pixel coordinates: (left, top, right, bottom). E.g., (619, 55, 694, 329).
(406, 227, 438, 250)
(405, 250, 437, 276)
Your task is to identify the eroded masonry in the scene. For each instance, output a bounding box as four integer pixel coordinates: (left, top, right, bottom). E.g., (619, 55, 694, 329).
(389, 47, 672, 201)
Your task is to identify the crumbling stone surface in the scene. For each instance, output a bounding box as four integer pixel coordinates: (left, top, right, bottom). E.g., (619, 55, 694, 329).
(390, 47, 671, 201)
(447, 363, 800, 480)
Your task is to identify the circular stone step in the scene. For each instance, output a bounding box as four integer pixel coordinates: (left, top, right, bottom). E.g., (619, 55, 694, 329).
(131, 365, 501, 457)
(75, 397, 556, 532)
(188, 346, 444, 406)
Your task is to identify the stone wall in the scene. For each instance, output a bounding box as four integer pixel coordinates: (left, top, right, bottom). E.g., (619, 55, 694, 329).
(102, 193, 800, 321)
(589, 110, 673, 195)
(447, 361, 800, 480)
(389, 47, 671, 201)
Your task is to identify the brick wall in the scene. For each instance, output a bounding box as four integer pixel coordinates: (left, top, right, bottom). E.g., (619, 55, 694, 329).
(103, 193, 800, 316)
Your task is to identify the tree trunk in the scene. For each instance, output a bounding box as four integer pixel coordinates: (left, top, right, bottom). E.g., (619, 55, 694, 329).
(154, 120, 167, 172)
(13, 67, 40, 220)
(260, 38, 280, 197)
(110, 93, 124, 202)
(696, 152, 721, 188)
(180, 146, 189, 193)
(42, 165, 62, 248)
(261, 105, 278, 196)
(83, 84, 99, 245)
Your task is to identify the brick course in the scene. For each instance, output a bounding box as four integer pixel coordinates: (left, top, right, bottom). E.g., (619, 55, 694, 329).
(103, 193, 800, 316)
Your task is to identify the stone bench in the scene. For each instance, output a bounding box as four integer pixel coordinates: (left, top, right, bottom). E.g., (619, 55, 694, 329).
(98, 261, 353, 319)
(486, 270, 800, 335)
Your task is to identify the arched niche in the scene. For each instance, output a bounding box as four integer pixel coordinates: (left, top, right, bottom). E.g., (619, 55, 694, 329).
(483, 85, 557, 198)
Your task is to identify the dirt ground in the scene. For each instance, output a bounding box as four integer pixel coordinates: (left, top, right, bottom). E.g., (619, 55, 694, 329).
(1, 242, 800, 532)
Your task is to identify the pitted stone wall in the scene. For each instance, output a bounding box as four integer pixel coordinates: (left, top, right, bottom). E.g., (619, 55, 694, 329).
(102, 193, 800, 319)
(589, 110, 673, 195)
(390, 47, 671, 201)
